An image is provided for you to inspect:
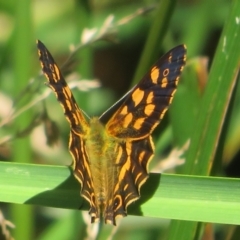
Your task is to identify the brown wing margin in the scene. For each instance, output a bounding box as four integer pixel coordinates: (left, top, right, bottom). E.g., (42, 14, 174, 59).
(37, 40, 98, 221)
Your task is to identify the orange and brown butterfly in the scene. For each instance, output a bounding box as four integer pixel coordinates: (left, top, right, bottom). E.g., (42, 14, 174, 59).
(37, 40, 187, 225)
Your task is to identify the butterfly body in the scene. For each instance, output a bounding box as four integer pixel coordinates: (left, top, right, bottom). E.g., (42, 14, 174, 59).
(37, 40, 187, 225)
(84, 118, 120, 215)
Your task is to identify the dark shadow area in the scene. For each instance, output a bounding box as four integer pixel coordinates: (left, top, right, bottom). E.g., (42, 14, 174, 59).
(25, 167, 89, 211)
(128, 173, 161, 216)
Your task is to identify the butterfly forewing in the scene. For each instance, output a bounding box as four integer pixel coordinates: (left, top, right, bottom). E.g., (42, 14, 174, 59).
(37, 40, 187, 225)
(37, 40, 88, 132)
(105, 45, 187, 140)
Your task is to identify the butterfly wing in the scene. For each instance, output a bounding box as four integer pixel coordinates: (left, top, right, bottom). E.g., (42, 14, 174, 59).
(103, 137, 154, 225)
(103, 45, 187, 223)
(37, 40, 98, 218)
(105, 45, 187, 140)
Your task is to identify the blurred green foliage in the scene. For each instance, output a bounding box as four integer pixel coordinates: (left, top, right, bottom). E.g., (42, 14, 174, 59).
(0, 0, 239, 239)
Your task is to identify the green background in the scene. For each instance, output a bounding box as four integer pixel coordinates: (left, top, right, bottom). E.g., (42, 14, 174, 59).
(0, 0, 240, 239)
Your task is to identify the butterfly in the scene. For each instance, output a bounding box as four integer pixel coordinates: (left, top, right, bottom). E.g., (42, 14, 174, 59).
(37, 40, 187, 225)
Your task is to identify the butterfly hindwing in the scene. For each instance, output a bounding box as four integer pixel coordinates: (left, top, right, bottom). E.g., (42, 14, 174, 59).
(105, 45, 187, 140)
(68, 127, 98, 221)
(104, 136, 154, 224)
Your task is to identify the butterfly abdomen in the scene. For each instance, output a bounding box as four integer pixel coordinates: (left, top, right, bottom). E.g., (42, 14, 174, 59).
(85, 118, 123, 219)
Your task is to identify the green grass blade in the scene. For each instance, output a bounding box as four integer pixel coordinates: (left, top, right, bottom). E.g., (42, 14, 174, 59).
(168, 0, 240, 239)
(1, 162, 240, 225)
(12, 0, 34, 239)
(185, 2, 240, 176)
